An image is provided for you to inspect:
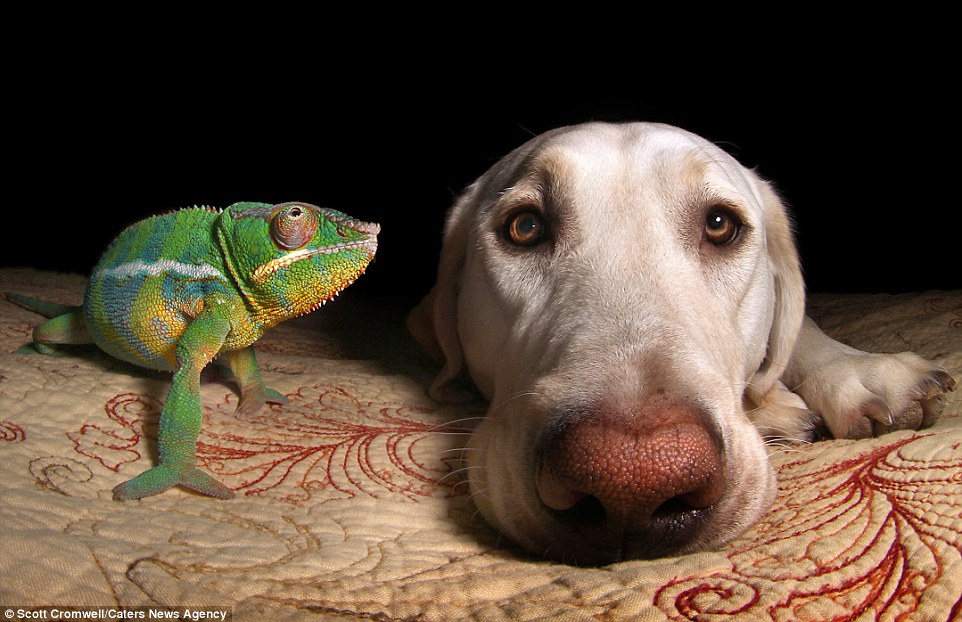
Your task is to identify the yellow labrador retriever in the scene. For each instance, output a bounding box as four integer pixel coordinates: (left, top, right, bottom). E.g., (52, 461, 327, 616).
(408, 122, 955, 565)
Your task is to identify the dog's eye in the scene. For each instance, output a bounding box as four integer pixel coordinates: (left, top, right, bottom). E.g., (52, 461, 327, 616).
(704, 209, 740, 245)
(506, 210, 546, 247)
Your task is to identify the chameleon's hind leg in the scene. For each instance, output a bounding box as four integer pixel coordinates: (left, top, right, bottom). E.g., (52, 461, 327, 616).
(113, 310, 235, 500)
(220, 346, 288, 416)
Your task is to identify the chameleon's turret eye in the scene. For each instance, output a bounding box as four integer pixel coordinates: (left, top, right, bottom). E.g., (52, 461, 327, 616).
(271, 204, 318, 250)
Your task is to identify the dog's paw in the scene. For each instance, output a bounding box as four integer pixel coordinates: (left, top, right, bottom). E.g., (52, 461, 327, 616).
(804, 351, 956, 440)
(747, 381, 828, 444)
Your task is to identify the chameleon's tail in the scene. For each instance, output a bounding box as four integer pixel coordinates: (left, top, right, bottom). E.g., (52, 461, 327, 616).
(6, 292, 92, 351)
(6, 292, 80, 318)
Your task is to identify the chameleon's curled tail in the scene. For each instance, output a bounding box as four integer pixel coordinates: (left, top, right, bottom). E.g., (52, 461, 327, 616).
(6, 292, 93, 351)
(6, 292, 81, 318)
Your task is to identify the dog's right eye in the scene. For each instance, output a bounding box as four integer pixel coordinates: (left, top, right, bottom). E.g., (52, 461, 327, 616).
(505, 210, 546, 247)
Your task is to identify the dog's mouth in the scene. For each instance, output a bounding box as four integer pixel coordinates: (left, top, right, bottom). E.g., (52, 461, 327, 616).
(537, 465, 719, 564)
(556, 504, 714, 562)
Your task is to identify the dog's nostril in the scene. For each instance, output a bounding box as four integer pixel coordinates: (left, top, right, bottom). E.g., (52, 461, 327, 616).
(536, 466, 588, 511)
(652, 497, 691, 518)
(554, 494, 607, 525)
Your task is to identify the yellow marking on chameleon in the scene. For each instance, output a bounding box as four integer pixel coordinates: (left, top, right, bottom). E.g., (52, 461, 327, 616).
(252, 240, 373, 284)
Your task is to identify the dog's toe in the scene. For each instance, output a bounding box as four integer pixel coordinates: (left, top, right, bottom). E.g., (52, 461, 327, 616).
(820, 354, 956, 440)
(747, 381, 825, 444)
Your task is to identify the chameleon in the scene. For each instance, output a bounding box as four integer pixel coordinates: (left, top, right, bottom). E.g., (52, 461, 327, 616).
(8, 201, 379, 501)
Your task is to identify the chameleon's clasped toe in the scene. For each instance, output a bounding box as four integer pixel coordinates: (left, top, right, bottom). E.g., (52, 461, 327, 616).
(236, 387, 289, 416)
(113, 465, 235, 501)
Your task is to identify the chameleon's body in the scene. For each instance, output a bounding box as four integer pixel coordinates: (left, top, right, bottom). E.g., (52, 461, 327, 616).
(10, 201, 379, 500)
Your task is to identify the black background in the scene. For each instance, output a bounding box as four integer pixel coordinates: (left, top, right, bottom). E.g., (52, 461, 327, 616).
(6, 55, 958, 306)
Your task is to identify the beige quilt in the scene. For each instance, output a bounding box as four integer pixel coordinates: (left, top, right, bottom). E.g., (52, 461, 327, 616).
(1, 267, 959, 621)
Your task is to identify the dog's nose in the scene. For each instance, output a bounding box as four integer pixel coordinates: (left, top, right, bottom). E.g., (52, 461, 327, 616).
(536, 399, 726, 560)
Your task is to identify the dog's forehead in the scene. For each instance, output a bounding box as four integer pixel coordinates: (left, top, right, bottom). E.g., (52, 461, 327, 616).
(561, 123, 750, 183)
(494, 123, 761, 202)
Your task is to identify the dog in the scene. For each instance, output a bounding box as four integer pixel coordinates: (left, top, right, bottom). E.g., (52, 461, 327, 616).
(408, 121, 956, 565)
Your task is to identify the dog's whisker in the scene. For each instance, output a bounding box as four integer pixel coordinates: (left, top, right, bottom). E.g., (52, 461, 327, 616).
(438, 448, 482, 459)
(763, 436, 816, 452)
(765, 447, 816, 461)
(437, 473, 473, 489)
(425, 416, 486, 432)
(468, 488, 491, 507)
(451, 466, 489, 477)
(489, 390, 543, 416)
(439, 463, 489, 485)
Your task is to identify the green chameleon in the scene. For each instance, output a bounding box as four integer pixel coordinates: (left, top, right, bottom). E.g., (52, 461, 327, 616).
(8, 201, 379, 501)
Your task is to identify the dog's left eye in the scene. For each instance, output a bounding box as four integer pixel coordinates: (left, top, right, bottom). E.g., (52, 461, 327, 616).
(506, 210, 546, 247)
(705, 209, 740, 245)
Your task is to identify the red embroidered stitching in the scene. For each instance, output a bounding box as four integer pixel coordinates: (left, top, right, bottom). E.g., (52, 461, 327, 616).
(1, 420, 25, 442)
(656, 434, 962, 620)
(70, 385, 473, 504)
(67, 392, 155, 471)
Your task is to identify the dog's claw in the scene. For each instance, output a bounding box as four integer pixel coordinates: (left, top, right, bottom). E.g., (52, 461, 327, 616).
(917, 369, 955, 429)
(915, 369, 957, 400)
(860, 397, 894, 426)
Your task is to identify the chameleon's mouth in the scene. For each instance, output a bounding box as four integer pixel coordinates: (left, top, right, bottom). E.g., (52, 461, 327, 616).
(251, 234, 379, 284)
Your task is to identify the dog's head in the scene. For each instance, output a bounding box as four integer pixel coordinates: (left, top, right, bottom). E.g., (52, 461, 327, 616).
(409, 122, 805, 564)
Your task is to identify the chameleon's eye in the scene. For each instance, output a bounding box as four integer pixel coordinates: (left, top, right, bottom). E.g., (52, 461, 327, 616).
(271, 204, 317, 250)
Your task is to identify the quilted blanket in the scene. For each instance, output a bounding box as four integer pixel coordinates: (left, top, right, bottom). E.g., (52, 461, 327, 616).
(1, 267, 959, 621)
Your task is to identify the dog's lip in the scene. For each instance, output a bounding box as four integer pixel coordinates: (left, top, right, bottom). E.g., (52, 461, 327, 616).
(540, 502, 716, 565)
(623, 507, 712, 559)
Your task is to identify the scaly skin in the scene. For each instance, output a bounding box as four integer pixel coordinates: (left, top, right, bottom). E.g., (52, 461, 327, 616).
(8, 202, 379, 500)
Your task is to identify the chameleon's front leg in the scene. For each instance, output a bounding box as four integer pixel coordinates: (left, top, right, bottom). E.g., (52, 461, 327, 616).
(113, 311, 235, 501)
(220, 346, 288, 416)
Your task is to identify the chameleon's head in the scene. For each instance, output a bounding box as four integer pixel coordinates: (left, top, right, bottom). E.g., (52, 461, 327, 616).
(219, 201, 379, 318)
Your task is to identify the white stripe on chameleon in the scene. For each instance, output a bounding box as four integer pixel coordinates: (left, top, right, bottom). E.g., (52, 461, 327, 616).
(95, 260, 226, 281)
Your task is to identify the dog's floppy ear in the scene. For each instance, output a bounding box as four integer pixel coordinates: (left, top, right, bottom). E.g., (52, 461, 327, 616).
(407, 182, 480, 403)
(746, 179, 806, 407)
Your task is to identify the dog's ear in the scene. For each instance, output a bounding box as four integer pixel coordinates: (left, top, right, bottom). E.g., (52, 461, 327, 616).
(746, 179, 806, 407)
(407, 183, 479, 403)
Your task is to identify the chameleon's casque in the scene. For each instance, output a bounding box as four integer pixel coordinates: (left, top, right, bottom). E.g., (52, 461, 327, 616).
(10, 202, 379, 500)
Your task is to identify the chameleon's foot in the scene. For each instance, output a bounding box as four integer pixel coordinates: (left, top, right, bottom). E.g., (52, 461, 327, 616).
(113, 464, 235, 500)
(15, 343, 64, 356)
(236, 387, 288, 416)
(265, 387, 288, 405)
